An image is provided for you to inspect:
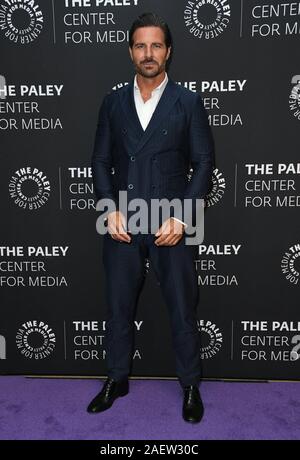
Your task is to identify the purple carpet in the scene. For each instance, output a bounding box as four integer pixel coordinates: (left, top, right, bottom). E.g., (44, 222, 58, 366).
(0, 376, 299, 440)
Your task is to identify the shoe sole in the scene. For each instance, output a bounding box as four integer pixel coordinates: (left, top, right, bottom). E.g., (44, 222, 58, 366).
(87, 387, 129, 413)
(182, 415, 202, 423)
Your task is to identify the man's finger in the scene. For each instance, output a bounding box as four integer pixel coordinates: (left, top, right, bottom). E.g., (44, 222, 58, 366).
(115, 228, 131, 242)
(110, 229, 131, 242)
(155, 226, 162, 237)
(163, 236, 180, 246)
(118, 223, 131, 242)
(113, 220, 130, 242)
(108, 224, 117, 236)
(155, 232, 174, 245)
(117, 233, 131, 242)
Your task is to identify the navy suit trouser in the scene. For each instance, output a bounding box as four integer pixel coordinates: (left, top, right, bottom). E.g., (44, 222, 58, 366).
(102, 231, 202, 388)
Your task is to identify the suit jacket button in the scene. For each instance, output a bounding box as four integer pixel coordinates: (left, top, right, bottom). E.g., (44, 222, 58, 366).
(128, 184, 134, 189)
(130, 156, 135, 162)
(162, 129, 168, 135)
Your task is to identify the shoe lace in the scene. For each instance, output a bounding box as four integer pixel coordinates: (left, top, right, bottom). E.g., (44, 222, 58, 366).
(104, 378, 114, 397)
(184, 385, 197, 404)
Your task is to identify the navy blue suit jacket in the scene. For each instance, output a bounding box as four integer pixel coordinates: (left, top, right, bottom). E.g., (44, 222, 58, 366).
(91, 76, 214, 230)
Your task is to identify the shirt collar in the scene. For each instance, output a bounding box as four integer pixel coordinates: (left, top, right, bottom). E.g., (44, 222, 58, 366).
(134, 72, 168, 93)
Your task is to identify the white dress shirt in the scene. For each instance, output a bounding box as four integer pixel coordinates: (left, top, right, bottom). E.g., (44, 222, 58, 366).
(133, 72, 187, 228)
(133, 71, 168, 130)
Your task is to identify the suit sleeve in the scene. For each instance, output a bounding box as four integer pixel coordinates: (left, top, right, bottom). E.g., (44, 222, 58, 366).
(185, 93, 214, 200)
(91, 94, 118, 209)
(171, 93, 214, 227)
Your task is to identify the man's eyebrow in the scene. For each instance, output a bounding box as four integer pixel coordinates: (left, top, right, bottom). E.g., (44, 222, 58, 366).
(133, 42, 164, 46)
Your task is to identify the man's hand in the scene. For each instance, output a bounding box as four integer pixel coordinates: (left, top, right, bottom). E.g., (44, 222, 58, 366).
(107, 211, 131, 243)
(154, 217, 185, 246)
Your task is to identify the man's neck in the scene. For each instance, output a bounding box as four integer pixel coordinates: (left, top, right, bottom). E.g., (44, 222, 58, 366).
(136, 71, 166, 93)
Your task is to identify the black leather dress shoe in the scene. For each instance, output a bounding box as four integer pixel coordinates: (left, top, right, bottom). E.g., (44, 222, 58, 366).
(182, 385, 204, 423)
(87, 377, 129, 413)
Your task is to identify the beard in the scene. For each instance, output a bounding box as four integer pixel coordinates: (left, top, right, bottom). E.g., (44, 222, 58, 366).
(134, 60, 166, 78)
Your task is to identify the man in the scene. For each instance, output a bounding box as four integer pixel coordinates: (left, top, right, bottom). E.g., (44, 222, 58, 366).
(88, 12, 214, 423)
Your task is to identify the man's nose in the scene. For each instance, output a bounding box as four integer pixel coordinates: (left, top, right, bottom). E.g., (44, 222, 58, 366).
(144, 47, 153, 59)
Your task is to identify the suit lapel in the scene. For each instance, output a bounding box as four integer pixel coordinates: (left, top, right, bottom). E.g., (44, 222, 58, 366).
(119, 79, 145, 138)
(119, 76, 180, 155)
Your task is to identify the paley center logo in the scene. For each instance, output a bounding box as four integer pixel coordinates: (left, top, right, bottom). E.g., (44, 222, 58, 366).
(172, 166, 225, 208)
(0, 0, 44, 44)
(205, 167, 226, 207)
(281, 243, 300, 285)
(289, 75, 300, 121)
(16, 320, 56, 359)
(184, 0, 231, 39)
(9, 166, 51, 210)
(197, 319, 223, 359)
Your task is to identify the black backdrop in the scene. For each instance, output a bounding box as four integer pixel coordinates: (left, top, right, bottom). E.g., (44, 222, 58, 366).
(0, 0, 299, 381)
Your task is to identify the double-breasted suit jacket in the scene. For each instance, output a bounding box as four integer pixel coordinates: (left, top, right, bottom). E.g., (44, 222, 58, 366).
(91, 76, 214, 231)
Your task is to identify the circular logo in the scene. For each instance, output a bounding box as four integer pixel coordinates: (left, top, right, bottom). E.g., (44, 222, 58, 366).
(281, 244, 300, 285)
(9, 167, 51, 210)
(16, 320, 56, 360)
(197, 319, 223, 359)
(184, 0, 231, 40)
(205, 168, 226, 207)
(0, 0, 44, 44)
(289, 76, 300, 121)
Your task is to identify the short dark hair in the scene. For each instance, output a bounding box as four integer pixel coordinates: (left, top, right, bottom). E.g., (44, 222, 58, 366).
(129, 12, 172, 49)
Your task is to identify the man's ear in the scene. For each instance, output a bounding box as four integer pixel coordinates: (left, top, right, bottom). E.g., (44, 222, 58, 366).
(129, 46, 133, 61)
(166, 46, 171, 61)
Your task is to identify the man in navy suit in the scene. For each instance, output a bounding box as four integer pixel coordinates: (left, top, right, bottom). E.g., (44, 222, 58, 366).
(88, 12, 214, 423)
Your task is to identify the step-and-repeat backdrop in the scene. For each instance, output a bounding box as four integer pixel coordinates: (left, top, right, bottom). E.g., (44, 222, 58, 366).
(0, 0, 299, 380)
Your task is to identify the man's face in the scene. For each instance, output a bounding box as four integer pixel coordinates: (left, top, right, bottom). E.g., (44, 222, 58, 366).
(129, 26, 171, 79)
